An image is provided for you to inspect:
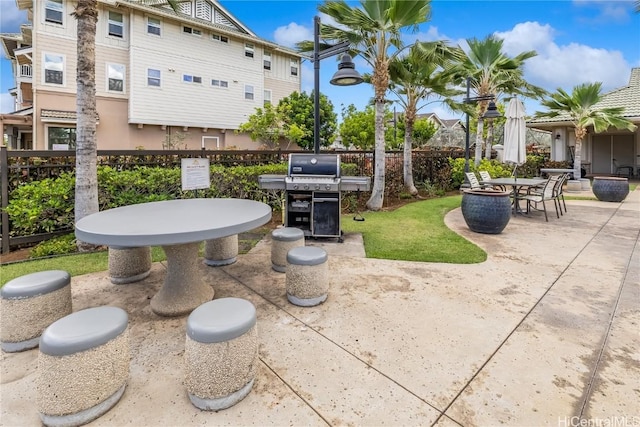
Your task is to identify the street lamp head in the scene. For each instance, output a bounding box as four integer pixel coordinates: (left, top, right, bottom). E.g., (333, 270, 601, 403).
(330, 54, 364, 86)
(482, 101, 501, 119)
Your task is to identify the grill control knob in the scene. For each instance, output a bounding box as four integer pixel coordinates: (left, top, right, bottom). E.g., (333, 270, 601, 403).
(293, 184, 298, 190)
(315, 184, 320, 190)
(325, 184, 331, 190)
(303, 184, 309, 190)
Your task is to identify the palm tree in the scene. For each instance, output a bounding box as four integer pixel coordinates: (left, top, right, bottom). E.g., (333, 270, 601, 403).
(455, 35, 543, 165)
(73, 0, 178, 251)
(387, 41, 463, 195)
(535, 82, 637, 180)
(309, 0, 432, 210)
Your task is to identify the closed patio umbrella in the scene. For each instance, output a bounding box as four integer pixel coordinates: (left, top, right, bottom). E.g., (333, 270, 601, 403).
(503, 97, 527, 178)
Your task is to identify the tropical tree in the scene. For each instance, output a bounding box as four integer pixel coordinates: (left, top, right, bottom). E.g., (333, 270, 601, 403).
(277, 91, 337, 150)
(73, 0, 178, 251)
(454, 35, 544, 166)
(535, 82, 637, 180)
(387, 41, 463, 195)
(302, 0, 433, 210)
(237, 104, 284, 148)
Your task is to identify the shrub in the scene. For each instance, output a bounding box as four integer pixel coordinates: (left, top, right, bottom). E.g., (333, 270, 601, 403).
(30, 234, 77, 258)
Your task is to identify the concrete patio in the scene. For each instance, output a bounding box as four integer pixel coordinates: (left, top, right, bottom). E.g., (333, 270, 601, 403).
(1, 189, 638, 426)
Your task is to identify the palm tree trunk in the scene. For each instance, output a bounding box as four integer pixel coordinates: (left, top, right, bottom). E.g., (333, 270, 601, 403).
(484, 121, 494, 160)
(74, 0, 99, 251)
(403, 117, 417, 196)
(474, 118, 484, 166)
(366, 100, 386, 210)
(573, 139, 582, 181)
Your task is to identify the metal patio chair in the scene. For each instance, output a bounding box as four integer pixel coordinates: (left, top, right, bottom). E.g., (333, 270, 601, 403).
(613, 159, 634, 178)
(521, 175, 562, 221)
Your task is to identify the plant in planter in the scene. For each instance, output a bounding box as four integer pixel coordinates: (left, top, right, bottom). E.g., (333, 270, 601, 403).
(461, 189, 512, 234)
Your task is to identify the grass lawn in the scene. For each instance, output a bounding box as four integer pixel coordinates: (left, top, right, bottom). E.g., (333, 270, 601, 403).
(341, 195, 486, 263)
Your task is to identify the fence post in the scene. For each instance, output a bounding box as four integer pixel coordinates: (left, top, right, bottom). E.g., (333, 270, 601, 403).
(1, 146, 9, 254)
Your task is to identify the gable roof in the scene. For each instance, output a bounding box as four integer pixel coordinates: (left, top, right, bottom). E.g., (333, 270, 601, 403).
(528, 67, 640, 125)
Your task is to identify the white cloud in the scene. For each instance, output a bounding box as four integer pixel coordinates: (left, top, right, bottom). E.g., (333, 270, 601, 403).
(273, 22, 312, 48)
(1, 93, 16, 114)
(494, 21, 630, 94)
(0, 2, 28, 32)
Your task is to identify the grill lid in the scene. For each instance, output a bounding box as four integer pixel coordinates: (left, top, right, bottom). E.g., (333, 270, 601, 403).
(288, 154, 340, 177)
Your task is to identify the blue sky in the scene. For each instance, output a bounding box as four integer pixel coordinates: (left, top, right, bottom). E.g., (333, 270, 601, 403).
(1, 0, 639, 121)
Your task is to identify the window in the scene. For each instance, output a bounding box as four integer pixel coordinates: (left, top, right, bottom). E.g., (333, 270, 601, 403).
(263, 51, 271, 70)
(211, 34, 228, 43)
(107, 63, 125, 92)
(264, 89, 272, 106)
(244, 85, 254, 100)
(147, 17, 161, 36)
(183, 74, 202, 84)
(201, 136, 220, 149)
(48, 126, 76, 150)
(108, 11, 124, 38)
(147, 68, 161, 87)
(183, 26, 201, 36)
(45, 0, 63, 24)
(290, 59, 298, 76)
(44, 53, 64, 85)
(211, 79, 229, 88)
(245, 43, 254, 58)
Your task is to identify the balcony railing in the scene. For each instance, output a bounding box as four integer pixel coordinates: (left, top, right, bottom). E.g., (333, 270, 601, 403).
(20, 64, 32, 78)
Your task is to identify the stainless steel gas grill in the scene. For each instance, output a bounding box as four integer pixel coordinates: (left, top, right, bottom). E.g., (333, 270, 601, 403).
(258, 153, 370, 240)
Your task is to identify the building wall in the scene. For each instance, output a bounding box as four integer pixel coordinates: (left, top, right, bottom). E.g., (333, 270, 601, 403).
(22, 0, 302, 150)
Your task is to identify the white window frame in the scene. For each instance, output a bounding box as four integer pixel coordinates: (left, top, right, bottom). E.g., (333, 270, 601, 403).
(244, 84, 254, 100)
(201, 136, 220, 149)
(107, 10, 124, 38)
(183, 74, 202, 84)
(147, 68, 161, 87)
(44, 0, 63, 25)
(211, 33, 228, 43)
(211, 79, 229, 88)
(290, 59, 298, 77)
(245, 43, 254, 58)
(43, 53, 64, 86)
(263, 51, 271, 70)
(107, 63, 125, 93)
(183, 26, 202, 37)
(264, 89, 272, 106)
(147, 17, 161, 36)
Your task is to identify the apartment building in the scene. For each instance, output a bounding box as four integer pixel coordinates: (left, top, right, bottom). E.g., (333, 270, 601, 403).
(1, 0, 303, 150)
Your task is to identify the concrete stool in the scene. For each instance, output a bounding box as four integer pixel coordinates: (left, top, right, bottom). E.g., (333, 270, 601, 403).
(204, 235, 238, 266)
(108, 246, 152, 284)
(185, 297, 258, 411)
(1, 270, 72, 353)
(286, 246, 329, 307)
(271, 227, 304, 272)
(37, 306, 130, 427)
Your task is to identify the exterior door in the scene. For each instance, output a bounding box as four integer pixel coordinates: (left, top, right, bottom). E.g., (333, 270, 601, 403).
(591, 134, 635, 175)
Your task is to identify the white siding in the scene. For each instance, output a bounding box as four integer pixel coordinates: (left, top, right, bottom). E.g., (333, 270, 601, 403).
(128, 9, 266, 129)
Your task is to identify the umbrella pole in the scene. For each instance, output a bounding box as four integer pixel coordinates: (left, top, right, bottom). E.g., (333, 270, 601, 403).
(513, 164, 518, 181)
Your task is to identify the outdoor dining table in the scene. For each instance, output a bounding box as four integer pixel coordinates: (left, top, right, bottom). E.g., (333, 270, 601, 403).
(482, 177, 547, 215)
(75, 198, 272, 316)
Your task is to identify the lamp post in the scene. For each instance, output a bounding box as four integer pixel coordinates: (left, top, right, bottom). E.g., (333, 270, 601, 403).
(462, 77, 501, 187)
(312, 16, 363, 154)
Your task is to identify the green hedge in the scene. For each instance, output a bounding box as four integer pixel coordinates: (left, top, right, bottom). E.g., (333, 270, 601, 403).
(6, 163, 291, 237)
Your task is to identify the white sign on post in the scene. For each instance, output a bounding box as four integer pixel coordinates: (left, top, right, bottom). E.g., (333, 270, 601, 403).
(181, 158, 210, 191)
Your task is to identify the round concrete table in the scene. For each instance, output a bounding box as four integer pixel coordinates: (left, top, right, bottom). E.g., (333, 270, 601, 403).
(75, 199, 272, 316)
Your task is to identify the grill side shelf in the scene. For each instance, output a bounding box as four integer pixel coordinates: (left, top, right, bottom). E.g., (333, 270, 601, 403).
(258, 174, 286, 190)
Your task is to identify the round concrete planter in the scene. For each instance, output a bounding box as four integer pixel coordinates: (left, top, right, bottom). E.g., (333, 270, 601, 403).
(592, 176, 629, 202)
(461, 189, 511, 234)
